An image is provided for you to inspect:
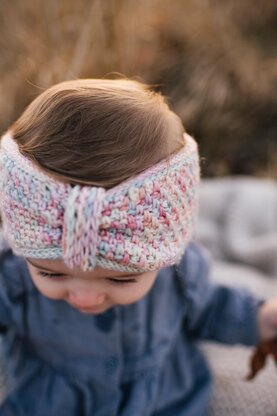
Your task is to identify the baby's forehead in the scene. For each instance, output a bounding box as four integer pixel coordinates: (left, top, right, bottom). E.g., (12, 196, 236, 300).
(25, 257, 133, 278)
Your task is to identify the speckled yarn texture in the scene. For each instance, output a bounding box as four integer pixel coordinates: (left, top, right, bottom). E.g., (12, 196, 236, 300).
(0, 131, 200, 272)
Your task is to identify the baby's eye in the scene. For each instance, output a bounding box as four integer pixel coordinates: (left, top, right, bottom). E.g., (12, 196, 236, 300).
(38, 271, 67, 280)
(106, 278, 138, 285)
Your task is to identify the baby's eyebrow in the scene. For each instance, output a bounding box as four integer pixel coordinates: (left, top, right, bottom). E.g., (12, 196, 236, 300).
(25, 258, 144, 279)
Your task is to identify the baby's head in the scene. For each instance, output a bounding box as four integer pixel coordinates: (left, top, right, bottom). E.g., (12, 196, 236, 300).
(0, 78, 199, 314)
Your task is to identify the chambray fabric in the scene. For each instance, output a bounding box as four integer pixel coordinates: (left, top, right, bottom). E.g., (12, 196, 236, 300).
(0, 241, 265, 416)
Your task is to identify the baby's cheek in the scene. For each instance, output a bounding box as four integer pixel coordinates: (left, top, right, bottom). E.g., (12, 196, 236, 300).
(37, 282, 67, 300)
(112, 278, 157, 305)
(29, 273, 67, 300)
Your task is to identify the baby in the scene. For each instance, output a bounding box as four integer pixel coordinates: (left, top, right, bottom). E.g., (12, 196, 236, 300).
(0, 78, 276, 416)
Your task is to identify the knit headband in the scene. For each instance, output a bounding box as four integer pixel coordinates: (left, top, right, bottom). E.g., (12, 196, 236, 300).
(0, 130, 200, 272)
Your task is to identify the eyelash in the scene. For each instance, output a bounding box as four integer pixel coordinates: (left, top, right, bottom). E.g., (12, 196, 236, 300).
(107, 278, 138, 285)
(38, 271, 66, 280)
(37, 271, 138, 285)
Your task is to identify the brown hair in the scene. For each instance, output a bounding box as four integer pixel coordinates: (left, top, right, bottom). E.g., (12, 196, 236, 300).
(10, 78, 185, 188)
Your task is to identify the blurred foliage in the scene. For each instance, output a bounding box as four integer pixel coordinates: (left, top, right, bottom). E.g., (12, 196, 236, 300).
(0, 0, 276, 177)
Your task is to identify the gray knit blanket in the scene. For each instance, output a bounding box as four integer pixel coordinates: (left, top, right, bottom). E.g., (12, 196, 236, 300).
(195, 176, 277, 277)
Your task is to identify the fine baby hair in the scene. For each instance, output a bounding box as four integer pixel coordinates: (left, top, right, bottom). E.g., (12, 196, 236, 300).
(9, 78, 186, 188)
(0, 78, 200, 273)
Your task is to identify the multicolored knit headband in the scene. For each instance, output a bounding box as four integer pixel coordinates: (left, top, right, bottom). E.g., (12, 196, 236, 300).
(0, 130, 200, 272)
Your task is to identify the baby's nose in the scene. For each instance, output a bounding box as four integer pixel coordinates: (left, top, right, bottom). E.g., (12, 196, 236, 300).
(68, 290, 106, 308)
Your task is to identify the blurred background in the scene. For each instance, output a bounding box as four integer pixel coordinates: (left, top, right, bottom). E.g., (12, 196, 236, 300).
(0, 0, 276, 178)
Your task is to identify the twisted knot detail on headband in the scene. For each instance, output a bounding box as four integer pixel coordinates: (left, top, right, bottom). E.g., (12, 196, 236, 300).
(62, 185, 106, 271)
(0, 131, 200, 272)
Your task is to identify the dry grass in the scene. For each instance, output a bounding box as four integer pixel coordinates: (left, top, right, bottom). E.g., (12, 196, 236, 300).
(0, 0, 276, 177)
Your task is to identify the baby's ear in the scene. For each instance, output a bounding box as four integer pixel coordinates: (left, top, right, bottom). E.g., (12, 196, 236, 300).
(0, 227, 11, 259)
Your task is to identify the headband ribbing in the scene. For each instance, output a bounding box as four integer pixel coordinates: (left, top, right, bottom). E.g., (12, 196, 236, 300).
(0, 131, 200, 272)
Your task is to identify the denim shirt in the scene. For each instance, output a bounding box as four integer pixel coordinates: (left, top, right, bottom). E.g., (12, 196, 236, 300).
(0, 238, 265, 416)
